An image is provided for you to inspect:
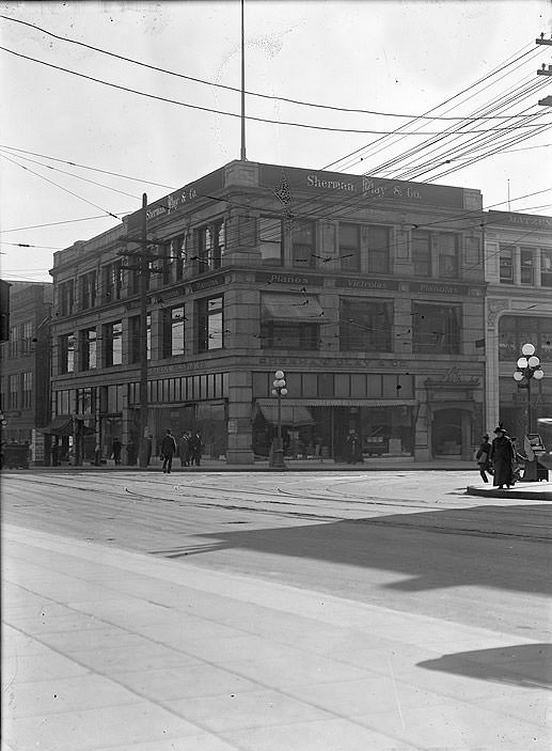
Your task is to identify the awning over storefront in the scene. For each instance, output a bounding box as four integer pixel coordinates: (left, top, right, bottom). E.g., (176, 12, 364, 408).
(257, 404, 314, 426)
(38, 417, 95, 436)
(38, 417, 73, 436)
(261, 293, 324, 321)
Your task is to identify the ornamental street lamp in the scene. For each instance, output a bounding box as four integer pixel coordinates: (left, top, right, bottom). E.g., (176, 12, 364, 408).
(512, 342, 544, 435)
(269, 369, 287, 469)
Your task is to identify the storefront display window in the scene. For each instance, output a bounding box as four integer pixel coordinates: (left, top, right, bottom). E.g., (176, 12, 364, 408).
(412, 303, 460, 354)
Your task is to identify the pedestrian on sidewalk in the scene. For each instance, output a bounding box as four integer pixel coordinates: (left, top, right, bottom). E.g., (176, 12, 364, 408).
(475, 434, 492, 483)
(178, 431, 191, 467)
(490, 426, 515, 489)
(160, 429, 177, 474)
(189, 432, 203, 466)
(111, 438, 122, 465)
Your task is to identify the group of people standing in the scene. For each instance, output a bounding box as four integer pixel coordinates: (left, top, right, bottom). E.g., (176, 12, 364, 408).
(160, 429, 203, 474)
(476, 425, 520, 489)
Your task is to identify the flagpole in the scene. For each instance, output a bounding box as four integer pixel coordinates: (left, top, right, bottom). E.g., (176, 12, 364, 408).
(240, 0, 247, 161)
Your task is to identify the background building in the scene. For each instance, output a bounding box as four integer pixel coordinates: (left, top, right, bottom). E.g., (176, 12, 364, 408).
(484, 210, 552, 444)
(49, 160, 487, 464)
(0, 281, 52, 458)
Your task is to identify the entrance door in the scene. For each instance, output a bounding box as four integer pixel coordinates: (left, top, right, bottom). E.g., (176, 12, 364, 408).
(432, 409, 463, 456)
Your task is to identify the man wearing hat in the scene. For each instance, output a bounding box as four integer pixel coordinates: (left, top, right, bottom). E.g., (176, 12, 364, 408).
(475, 434, 492, 483)
(490, 426, 515, 489)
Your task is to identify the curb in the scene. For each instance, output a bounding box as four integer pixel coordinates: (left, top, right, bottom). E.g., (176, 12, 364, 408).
(466, 484, 552, 501)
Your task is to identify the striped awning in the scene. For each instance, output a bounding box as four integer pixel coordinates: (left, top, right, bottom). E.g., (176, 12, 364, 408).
(261, 293, 323, 321)
(257, 404, 314, 426)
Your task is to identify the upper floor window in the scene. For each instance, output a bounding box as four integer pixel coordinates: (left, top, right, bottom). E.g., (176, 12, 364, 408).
(103, 321, 123, 367)
(8, 325, 17, 357)
(339, 223, 360, 271)
(520, 248, 535, 285)
(292, 220, 315, 267)
(437, 233, 459, 278)
(499, 245, 514, 284)
(196, 219, 225, 272)
(21, 320, 33, 355)
(340, 298, 392, 352)
(541, 250, 552, 287)
(79, 270, 97, 310)
(259, 217, 283, 265)
(366, 225, 390, 274)
(499, 315, 552, 362)
(167, 233, 189, 281)
(412, 230, 431, 277)
(80, 328, 97, 371)
(8, 374, 19, 409)
(163, 306, 185, 358)
(102, 261, 123, 301)
(58, 333, 75, 373)
(22, 372, 32, 409)
(59, 280, 75, 316)
(412, 303, 460, 355)
(197, 296, 223, 352)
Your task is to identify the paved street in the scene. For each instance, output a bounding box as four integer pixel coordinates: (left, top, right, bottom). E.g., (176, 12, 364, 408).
(2, 470, 551, 749)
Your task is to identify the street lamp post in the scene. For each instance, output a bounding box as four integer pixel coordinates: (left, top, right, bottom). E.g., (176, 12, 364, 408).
(512, 342, 545, 435)
(269, 369, 287, 469)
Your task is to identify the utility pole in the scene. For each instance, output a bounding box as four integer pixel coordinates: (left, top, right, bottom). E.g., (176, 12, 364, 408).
(240, 0, 247, 161)
(536, 36, 552, 106)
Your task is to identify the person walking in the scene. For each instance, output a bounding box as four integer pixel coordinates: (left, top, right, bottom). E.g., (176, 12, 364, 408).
(111, 437, 122, 465)
(160, 429, 177, 474)
(189, 432, 203, 466)
(490, 426, 515, 489)
(344, 429, 363, 464)
(475, 434, 492, 483)
(178, 431, 191, 468)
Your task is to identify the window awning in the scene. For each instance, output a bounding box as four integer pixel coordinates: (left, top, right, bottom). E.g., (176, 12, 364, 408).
(257, 404, 314, 426)
(261, 293, 323, 321)
(37, 417, 73, 436)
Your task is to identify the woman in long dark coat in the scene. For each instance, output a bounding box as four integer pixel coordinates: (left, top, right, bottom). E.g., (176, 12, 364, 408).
(490, 427, 515, 488)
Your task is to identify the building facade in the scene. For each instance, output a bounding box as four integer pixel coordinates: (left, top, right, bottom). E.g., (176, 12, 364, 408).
(484, 210, 552, 443)
(49, 160, 488, 464)
(0, 281, 52, 452)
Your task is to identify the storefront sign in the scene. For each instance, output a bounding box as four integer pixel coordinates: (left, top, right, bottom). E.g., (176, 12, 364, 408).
(336, 278, 399, 290)
(260, 164, 470, 209)
(124, 168, 225, 233)
(487, 211, 552, 228)
(255, 272, 322, 287)
(191, 275, 226, 292)
(410, 282, 471, 296)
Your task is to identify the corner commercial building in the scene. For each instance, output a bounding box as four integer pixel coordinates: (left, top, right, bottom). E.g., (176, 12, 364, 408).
(49, 160, 488, 464)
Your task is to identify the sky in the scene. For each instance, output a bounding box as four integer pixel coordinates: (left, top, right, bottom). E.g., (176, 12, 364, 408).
(0, 0, 551, 282)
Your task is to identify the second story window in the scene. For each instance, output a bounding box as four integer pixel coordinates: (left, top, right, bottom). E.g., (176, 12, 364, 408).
(197, 296, 223, 352)
(168, 233, 188, 281)
(520, 248, 535, 285)
(412, 230, 431, 276)
(8, 374, 19, 409)
(339, 223, 360, 271)
(259, 217, 283, 265)
(79, 271, 97, 310)
(541, 250, 552, 287)
(197, 219, 225, 271)
(21, 320, 33, 355)
(80, 328, 97, 370)
(292, 220, 315, 267)
(413, 303, 460, 355)
(59, 333, 75, 374)
(499, 245, 514, 284)
(437, 233, 458, 278)
(103, 321, 123, 367)
(340, 298, 392, 352)
(366, 225, 390, 274)
(103, 261, 123, 302)
(163, 306, 185, 357)
(59, 280, 74, 316)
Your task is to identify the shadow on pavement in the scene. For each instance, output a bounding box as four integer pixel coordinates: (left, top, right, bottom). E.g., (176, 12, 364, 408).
(417, 643, 552, 689)
(160, 504, 551, 596)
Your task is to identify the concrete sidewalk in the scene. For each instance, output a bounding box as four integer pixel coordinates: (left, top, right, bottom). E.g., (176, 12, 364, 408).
(2, 525, 550, 750)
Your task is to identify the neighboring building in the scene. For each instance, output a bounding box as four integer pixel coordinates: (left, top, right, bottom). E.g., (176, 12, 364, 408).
(49, 160, 487, 464)
(0, 281, 52, 448)
(0, 279, 10, 342)
(484, 211, 552, 441)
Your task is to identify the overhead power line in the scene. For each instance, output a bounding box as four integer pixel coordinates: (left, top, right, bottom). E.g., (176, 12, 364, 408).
(1, 45, 549, 136)
(0, 13, 544, 122)
(0, 143, 176, 189)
